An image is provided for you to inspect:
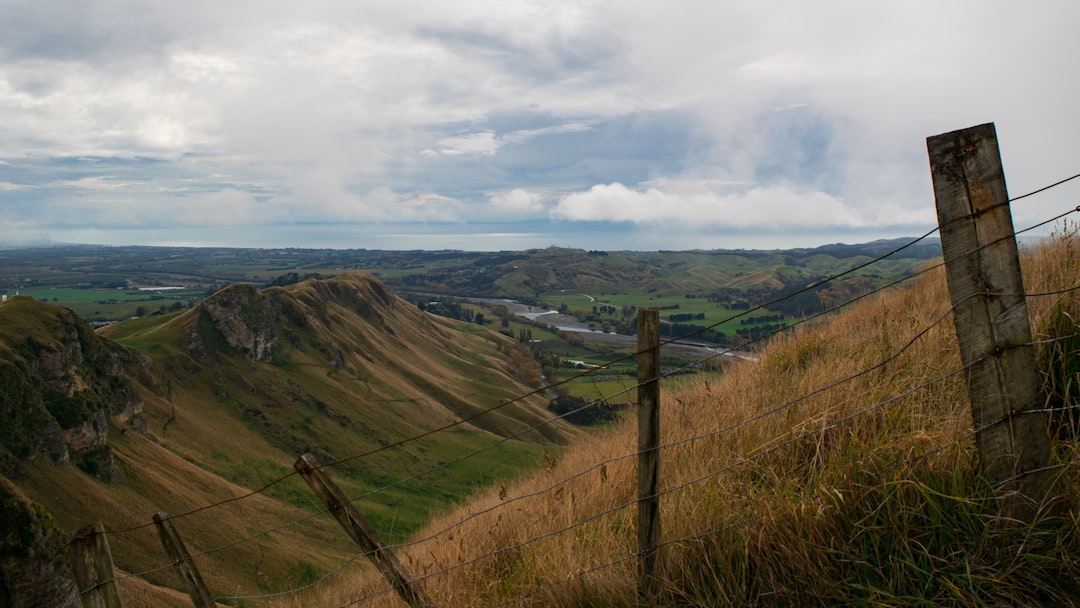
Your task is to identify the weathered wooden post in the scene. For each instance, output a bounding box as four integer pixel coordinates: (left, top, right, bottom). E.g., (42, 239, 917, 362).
(294, 453, 436, 608)
(69, 521, 125, 608)
(927, 122, 1051, 515)
(637, 309, 661, 599)
(152, 512, 216, 608)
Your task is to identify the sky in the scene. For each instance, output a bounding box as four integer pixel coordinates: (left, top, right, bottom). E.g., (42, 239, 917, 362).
(1, 0, 1078, 251)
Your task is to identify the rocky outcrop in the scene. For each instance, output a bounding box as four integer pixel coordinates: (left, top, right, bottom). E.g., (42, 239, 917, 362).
(182, 273, 407, 365)
(185, 283, 281, 363)
(0, 297, 146, 480)
(0, 477, 79, 608)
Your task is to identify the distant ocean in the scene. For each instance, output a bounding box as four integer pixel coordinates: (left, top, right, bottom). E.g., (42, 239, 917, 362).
(18, 221, 935, 252)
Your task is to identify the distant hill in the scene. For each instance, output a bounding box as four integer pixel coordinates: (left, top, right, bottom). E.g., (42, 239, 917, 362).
(3, 272, 576, 605)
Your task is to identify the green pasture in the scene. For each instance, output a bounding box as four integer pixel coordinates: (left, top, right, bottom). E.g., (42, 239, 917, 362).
(539, 289, 785, 336)
(9, 287, 203, 322)
(556, 372, 638, 406)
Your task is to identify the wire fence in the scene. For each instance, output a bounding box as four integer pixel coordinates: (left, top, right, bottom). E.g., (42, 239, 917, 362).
(68, 170, 1080, 607)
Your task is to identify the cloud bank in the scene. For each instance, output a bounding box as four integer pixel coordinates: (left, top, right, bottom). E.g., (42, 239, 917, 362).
(0, 0, 1077, 248)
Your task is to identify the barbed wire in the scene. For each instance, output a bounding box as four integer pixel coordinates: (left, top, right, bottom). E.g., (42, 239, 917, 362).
(655, 202, 1079, 375)
(498, 372, 1080, 606)
(104, 279, 1078, 605)
(95, 236, 937, 539)
(327, 257, 1080, 606)
(342, 357, 981, 608)
(1010, 172, 1080, 202)
(109, 222, 1080, 601)
(184, 248, 970, 605)
(74, 182, 1080, 602)
(96, 201, 1080, 541)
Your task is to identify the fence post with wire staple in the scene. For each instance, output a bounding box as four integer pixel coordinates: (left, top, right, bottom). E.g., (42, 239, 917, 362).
(927, 122, 1051, 515)
(152, 512, 216, 608)
(294, 453, 436, 608)
(637, 309, 662, 599)
(69, 521, 125, 608)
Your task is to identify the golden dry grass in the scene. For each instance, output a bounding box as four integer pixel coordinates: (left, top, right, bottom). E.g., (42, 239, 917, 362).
(298, 227, 1080, 607)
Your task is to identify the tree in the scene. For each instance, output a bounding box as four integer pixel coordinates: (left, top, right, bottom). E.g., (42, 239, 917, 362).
(548, 394, 617, 426)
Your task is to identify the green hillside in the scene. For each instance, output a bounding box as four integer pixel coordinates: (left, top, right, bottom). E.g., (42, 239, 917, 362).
(306, 232, 1080, 607)
(2, 272, 579, 605)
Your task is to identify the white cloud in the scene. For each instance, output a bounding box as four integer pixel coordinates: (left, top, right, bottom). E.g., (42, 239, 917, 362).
(0, 0, 1076, 247)
(552, 183, 877, 229)
(488, 189, 545, 215)
(434, 131, 499, 156)
(429, 122, 594, 158)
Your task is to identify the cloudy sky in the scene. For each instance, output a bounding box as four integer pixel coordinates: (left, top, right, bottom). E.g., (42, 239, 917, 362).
(1, 0, 1078, 251)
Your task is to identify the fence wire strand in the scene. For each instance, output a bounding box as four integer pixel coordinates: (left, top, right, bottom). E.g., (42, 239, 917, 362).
(70, 191, 1080, 604)
(98, 202, 1080, 541)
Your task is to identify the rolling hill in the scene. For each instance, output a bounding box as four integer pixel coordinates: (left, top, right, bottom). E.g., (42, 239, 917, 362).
(1, 271, 578, 605)
(299, 232, 1080, 607)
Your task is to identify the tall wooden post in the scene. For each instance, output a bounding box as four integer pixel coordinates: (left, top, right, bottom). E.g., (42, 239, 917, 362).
(152, 512, 216, 608)
(294, 454, 436, 608)
(636, 309, 661, 599)
(69, 521, 125, 608)
(927, 122, 1050, 513)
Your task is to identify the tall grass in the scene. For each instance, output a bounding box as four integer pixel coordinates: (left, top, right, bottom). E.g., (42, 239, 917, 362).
(296, 228, 1080, 607)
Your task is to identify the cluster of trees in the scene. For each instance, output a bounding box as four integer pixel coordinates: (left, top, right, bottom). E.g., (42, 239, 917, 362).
(740, 313, 784, 325)
(547, 393, 617, 426)
(660, 322, 728, 346)
(414, 298, 489, 326)
(397, 268, 500, 294)
(494, 338, 541, 387)
(668, 312, 706, 323)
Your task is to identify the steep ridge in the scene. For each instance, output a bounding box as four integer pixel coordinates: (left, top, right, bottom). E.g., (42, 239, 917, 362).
(5, 272, 576, 606)
(0, 295, 148, 480)
(0, 477, 78, 608)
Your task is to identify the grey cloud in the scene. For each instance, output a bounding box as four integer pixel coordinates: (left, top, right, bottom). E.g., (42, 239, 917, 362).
(0, 1, 178, 63)
(0, 0, 1077, 248)
(417, 21, 619, 85)
(396, 109, 703, 204)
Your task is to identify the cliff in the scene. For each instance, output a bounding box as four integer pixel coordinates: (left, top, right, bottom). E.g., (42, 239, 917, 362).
(0, 477, 78, 608)
(0, 296, 147, 479)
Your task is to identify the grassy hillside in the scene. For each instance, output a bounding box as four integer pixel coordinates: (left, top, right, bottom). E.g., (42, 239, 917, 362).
(300, 230, 1080, 607)
(8, 272, 580, 605)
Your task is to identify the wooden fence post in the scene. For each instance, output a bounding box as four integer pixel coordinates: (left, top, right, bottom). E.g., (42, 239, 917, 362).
(637, 309, 661, 599)
(152, 512, 216, 608)
(294, 453, 436, 608)
(69, 521, 125, 608)
(927, 122, 1050, 514)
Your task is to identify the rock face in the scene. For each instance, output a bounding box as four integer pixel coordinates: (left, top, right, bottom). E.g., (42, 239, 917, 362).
(183, 273, 401, 364)
(0, 296, 146, 480)
(185, 283, 282, 363)
(0, 477, 79, 608)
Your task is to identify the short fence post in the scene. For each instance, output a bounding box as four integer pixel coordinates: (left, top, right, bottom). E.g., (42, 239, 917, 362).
(927, 122, 1050, 516)
(637, 309, 661, 599)
(152, 512, 216, 608)
(294, 453, 436, 608)
(69, 521, 125, 608)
